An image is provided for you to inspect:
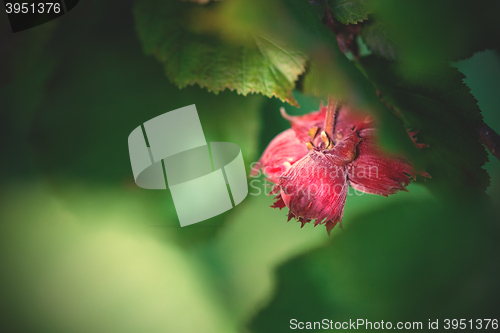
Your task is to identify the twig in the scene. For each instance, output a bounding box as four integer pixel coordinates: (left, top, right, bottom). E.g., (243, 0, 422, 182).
(479, 122, 500, 162)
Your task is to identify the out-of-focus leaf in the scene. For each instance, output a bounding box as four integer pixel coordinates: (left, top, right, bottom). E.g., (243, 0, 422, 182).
(0, 168, 330, 333)
(358, 56, 489, 197)
(198, 193, 327, 324)
(0, 182, 238, 333)
(133, 0, 307, 105)
(251, 196, 500, 332)
(327, 0, 371, 25)
(0, 20, 58, 180)
(454, 50, 500, 201)
(360, 0, 500, 66)
(360, 19, 399, 61)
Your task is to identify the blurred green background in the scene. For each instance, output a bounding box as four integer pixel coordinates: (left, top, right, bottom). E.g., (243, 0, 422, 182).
(1, 0, 499, 332)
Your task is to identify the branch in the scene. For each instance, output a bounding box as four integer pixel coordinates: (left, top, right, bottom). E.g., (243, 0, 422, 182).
(479, 122, 500, 162)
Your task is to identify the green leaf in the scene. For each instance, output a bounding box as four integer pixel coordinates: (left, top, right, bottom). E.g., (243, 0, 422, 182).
(359, 0, 500, 65)
(327, 0, 371, 25)
(251, 195, 500, 332)
(358, 56, 490, 197)
(133, 0, 307, 105)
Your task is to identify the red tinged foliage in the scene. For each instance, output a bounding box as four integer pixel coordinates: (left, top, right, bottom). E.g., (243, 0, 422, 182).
(256, 101, 429, 235)
(322, 5, 363, 58)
